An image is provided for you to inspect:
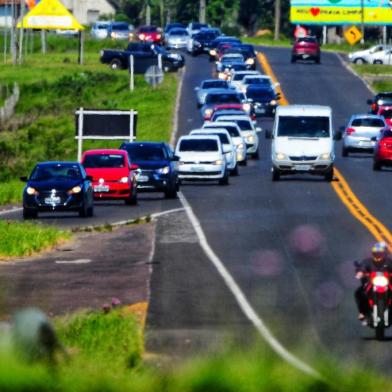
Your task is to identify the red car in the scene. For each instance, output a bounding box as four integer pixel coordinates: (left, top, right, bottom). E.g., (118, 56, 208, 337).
(291, 36, 320, 64)
(373, 128, 392, 171)
(137, 26, 162, 44)
(81, 149, 138, 204)
(378, 106, 392, 127)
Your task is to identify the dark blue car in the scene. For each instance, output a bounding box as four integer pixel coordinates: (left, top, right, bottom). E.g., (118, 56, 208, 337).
(21, 162, 94, 219)
(120, 142, 179, 199)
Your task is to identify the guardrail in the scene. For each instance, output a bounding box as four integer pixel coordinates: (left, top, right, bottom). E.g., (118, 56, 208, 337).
(0, 83, 19, 126)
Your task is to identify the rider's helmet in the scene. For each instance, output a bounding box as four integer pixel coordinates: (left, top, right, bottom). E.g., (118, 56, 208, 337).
(372, 241, 388, 263)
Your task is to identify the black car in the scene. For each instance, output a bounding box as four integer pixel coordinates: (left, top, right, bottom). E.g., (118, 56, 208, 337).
(189, 30, 218, 56)
(21, 162, 94, 219)
(223, 44, 257, 70)
(367, 92, 392, 114)
(120, 142, 179, 199)
(246, 85, 280, 117)
(100, 42, 185, 72)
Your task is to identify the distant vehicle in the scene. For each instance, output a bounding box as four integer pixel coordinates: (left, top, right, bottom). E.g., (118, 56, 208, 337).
(107, 22, 134, 40)
(187, 22, 209, 36)
(291, 36, 320, 64)
(371, 48, 392, 65)
(221, 44, 257, 70)
(209, 36, 241, 61)
(230, 70, 261, 90)
(21, 162, 94, 219)
(270, 105, 334, 181)
(81, 149, 138, 205)
(348, 44, 392, 64)
(367, 92, 392, 114)
(91, 21, 111, 40)
(208, 103, 256, 122)
(195, 79, 233, 107)
(237, 75, 277, 94)
(342, 114, 386, 157)
(373, 127, 392, 170)
(190, 129, 238, 175)
(202, 121, 247, 165)
(210, 109, 250, 122)
(175, 135, 229, 185)
(216, 53, 245, 73)
(246, 85, 280, 117)
(377, 106, 392, 127)
(215, 115, 261, 158)
(137, 25, 162, 44)
(187, 30, 217, 56)
(165, 28, 190, 50)
(100, 42, 185, 72)
(120, 142, 179, 199)
(164, 22, 185, 35)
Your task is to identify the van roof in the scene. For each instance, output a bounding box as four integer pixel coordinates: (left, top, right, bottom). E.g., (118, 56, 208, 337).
(276, 105, 332, 117)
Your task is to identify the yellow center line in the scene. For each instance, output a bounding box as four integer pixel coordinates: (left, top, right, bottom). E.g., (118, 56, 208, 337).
(256, 51, 392, 247)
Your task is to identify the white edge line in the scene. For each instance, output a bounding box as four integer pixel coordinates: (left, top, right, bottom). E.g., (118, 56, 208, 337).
(178, 191, 320, 379)
(169, 66, 186, 148)
(0, 207, 22, 216)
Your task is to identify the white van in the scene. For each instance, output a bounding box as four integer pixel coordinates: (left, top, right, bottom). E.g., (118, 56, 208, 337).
(270, 105, 334, 181)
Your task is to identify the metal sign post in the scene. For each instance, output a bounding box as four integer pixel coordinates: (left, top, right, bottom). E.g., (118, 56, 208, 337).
(129, 54, 134, 91)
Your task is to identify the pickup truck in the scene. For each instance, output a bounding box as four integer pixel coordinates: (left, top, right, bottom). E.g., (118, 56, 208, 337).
(100, 42, 185, 72)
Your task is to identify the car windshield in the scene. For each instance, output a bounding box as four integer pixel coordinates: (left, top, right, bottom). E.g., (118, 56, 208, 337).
(222, 55, 244, 62)
(277, 116, 330, 138)
(380, 109, 392, 119)
(30, 164, 82, 181)
(139, 26, 158, 33)
(205, 125, 240, 137)
(205, 93, 241, 104)
(192, 23, 208, 30)
(201, 80, 227, 89)
(222, 119, 251, 130)
(170, 29, 188, 36)
(233, 73, 251, 81)
(195, 32, 215, 40)
(297, 37, 317, 44)
(179, 139, 218, 152)
(83, 154, 125, 168)
(246, 88, 274, 100)
(382, 129, 392, 137)
(352, 118, 385, 127)
(112, 24, 129, 31)
(245, 78, 271, 86)
(124, 145, 165, 161)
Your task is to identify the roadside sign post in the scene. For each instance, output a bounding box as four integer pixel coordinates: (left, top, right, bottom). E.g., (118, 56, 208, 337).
(129, 55, 134, 92)
(344, 26, 362, 46)
(75, 108, 138, 161)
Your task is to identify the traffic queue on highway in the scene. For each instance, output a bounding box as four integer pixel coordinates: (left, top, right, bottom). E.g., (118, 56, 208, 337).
(20, 23, 392, 219)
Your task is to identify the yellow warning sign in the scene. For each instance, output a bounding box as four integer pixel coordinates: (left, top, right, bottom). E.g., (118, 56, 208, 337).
(17, 0, 84, 30)
(344, 26, 362, 46)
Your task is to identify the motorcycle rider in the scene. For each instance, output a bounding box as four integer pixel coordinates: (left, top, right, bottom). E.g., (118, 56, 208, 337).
(355, 241, 392, 321)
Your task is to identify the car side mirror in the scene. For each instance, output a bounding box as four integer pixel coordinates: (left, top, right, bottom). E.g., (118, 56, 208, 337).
(333, 131, 342, 141)
(20, 176, 28, 182)
(274, 82, 280, 88)
(222, 145, 231, 153)
(171, 155, 180, 161)
(85, 175, 93, 181)
(265, 130, 272, 139)
(130, 163, 139, 170)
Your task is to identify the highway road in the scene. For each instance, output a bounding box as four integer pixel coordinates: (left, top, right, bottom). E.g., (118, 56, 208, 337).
(147, 47, 392, 374)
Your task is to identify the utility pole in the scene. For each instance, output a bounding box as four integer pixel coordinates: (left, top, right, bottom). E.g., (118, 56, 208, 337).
(360, 0, 365, 44)
(146, 1, 151, 25)
(18, 0, 25, 64)
(199, 0, 206, 24)
(3, 1, 8, 63)
(274, 0, 281, 41)
(10, 0, 17, 65)
(160, 0, 164, 28)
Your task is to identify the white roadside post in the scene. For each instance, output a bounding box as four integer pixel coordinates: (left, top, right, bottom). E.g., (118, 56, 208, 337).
(77, 107, 84, 162)
(158, 53, 162, 71)
(129, 54, 134, 91)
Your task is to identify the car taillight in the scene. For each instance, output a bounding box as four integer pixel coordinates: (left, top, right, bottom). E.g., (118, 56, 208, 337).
(371, 103, 377, 111)
(346, 127, 355, 135)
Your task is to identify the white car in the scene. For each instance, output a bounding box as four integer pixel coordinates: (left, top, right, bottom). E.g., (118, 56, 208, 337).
(190, 128, 238, 175)
(230, 70, 261, 90)
(165, 28, 190, 49)
(175, 135, 229, 185)
(91, 21, 111, 40)
(342, 114, 386, 156)
(215, 115, 261, 158)
(237, 75, 279, 94)
(270, 105, 335, 181)
(202, 121, 247, 165)
(371, 48, 392, 65)
(348, 44, 391, 64)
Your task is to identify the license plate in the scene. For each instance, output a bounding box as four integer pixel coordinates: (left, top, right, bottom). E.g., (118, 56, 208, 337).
(137, 175, 149, 183)
(359, 140, 372, 146)
(256, 108, 266, 114)
(94, 185, 109, 192)
(295, 165, 311, 171)
(44, 196, 61, 204)
(191, 166, 205, 172)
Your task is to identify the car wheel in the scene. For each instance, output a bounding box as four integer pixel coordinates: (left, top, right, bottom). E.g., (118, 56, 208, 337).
(354, 58, 365, 64)
(342, 146, 349, 157)
(125, 186, 138, 205)
(239, 159, 247, 166)
(164, 182, 178, 199)
(373, 161, 382, 171)
(110, 58, 122, 70)
(291, 56, 296, 63)
(325, 167, 334, 182)
(23, 208, 37, 219)
(230, 164, 239, 176)
(79, 202, 88, 217)
(272, 167, 280, 181)
(373, 60, 383, 65)
(87, 204, 94, 217)
(315, 57, 320, 64)
(219, 170, 229, 185)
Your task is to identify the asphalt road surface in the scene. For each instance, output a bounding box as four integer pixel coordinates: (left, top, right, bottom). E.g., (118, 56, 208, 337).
(147, 47, 392, 374)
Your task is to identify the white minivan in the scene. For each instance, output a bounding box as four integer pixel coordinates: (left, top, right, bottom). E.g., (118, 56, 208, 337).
(270, 105, 335, 181)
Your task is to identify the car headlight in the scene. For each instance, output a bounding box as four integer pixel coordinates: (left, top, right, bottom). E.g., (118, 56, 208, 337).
(69, 185, 82, 194)
(270, 100, 277, 105)
(26, 186, 38, 195)
(275, 152, 287, 161)
(245, 58, 255, 65)
(156, 166, 170, 175)
(235, 142, 245, 149)
(157, 34, 161, 39)
(319, 153, 331, 160)
(168, 53, 181, 60)
(204, 108, 213, 117)
(242, 103, 251, 112)
(218, 72, 227, 80)
(119, 176, 129, 183)
(210, 49, 217, 56)
(194, 40, 201, 47)
(246, 135, 255, 143)
(214, 159, 223, 165)
(139, 33, 145, 40)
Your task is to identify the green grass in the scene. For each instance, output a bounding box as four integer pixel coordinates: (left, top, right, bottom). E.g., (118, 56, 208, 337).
(0, 180, 24, 205)
(0, 220, 70, 258)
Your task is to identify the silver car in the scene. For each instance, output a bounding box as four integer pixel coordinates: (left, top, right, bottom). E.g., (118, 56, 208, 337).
(165, 28, 190, 49)
(342, 114, 386, 156)
(91, 21, 111, 40)
(194, 79, 232, 108)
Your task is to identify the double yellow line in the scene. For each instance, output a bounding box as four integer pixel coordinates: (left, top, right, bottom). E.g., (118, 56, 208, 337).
(257, 52, 392, 247)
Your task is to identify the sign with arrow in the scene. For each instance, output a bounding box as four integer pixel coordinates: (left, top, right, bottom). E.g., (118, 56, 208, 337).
(344, 25, 362, 45)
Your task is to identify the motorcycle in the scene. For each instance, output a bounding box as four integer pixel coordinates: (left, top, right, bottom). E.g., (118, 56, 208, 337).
(364, 271, 392, 340)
